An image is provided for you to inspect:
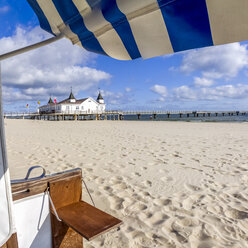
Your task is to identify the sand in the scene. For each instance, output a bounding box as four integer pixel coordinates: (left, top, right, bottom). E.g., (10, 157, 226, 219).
(4, 119, 248, 248)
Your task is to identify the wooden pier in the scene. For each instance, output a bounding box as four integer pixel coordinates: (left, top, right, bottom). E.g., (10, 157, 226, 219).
(3, 111, 123, 121)
(3, 110, 247, 121)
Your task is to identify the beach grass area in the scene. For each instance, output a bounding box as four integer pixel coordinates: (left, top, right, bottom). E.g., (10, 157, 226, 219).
(5, 119, 248, 248)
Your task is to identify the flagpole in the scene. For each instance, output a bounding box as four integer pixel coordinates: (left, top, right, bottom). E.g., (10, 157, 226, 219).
(54, 99, 56, 121)
(0, 34, 64, 61)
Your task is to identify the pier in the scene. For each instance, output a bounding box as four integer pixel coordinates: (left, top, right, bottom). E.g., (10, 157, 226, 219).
(3, 110, 247, 121)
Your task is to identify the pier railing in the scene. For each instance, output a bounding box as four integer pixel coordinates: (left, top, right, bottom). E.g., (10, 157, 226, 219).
(3, 110, 247, 120)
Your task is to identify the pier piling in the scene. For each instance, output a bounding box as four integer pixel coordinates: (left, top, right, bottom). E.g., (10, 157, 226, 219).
(4, 109, 248, 121)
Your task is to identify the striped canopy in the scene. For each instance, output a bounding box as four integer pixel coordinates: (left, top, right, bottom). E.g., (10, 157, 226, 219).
(27, 0, 248, 60)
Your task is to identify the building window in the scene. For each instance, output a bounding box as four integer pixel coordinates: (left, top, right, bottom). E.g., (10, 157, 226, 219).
(81, 106, 84, 110)
(66, 106, 69, 110)
(76, 106, 79, 110)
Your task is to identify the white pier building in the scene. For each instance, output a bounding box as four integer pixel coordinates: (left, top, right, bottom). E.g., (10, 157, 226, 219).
(39, 91, 105, 114)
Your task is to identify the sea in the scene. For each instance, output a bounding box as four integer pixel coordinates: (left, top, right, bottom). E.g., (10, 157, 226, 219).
(113, 113, 248, 122)
(8, 112, 248, 122)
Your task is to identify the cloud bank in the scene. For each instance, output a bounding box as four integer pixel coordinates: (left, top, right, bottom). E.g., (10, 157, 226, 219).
(180, 43, 248, 79)
(0, 26, 111, 109)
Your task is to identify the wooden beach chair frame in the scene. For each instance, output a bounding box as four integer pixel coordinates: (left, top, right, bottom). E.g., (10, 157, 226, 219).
(2, 168, 122, 248)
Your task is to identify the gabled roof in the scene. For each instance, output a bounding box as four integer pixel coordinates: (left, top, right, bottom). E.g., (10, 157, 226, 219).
(58, 98, 88, 105)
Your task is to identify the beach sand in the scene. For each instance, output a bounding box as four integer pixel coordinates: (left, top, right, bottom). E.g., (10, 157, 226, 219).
(5, 119, 248, 248)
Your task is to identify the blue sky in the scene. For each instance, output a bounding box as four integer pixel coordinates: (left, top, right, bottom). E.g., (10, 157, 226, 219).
(1, 1, 248, 112)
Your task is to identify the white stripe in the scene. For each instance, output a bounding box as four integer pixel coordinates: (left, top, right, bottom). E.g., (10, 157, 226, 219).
(116, 0, 157, 14)
(37, 0, 80, 45)
(116, 0, 173, 59)
(72, 0, 131, 60)
(206, 0, 248, 45)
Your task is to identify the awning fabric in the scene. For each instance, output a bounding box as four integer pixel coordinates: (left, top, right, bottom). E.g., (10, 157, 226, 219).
(26, 0, 248, 60)
(0, 77, 14, 246)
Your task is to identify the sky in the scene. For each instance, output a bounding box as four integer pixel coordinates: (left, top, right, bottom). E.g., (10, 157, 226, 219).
(1, 1, 248, 112)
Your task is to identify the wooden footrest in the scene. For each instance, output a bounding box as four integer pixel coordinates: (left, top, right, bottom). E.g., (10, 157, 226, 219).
(56, 201, 122, 241)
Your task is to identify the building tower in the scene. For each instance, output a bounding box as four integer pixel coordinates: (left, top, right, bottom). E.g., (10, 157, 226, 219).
(97, 91, 104, 104)
(48, 97, 54, 104)
(68, 88, 76, 103)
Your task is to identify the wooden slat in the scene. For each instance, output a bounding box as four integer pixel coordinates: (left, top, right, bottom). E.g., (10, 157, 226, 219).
(49, 175, 82, 210)
(50, 215, 82, 248)
(49, 174, 83, 248)
(11, 169, 81, 201)
(0, 233, 18, 248)
(57, 201, 123, 241)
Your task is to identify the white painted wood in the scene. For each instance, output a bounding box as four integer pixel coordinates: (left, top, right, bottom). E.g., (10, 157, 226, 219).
(13, 193, 52, 248)
(0, 63, 14, 246)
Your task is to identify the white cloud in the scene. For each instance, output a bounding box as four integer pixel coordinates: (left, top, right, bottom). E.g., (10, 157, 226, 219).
(0, 26, 111, 107)
(173, 84, 248, 101)
(150, 84, 167, 96)
(150, 84, 167, 102)
(180, 43, 248, 79)
(3, 87, 33, 109)
(173, 86, 196, 100)
(100, 89, 133, 107)
(194, 77, 214, 87)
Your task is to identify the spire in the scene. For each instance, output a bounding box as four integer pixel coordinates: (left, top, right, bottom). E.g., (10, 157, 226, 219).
(68, 87, 75, 100)
(97, 90, 104, 104)
(97, 91, 103, 101)
(68, 87, 76, 102)
(48, 97, 54, 104)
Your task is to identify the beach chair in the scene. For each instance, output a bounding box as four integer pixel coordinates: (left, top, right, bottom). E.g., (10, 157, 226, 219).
(2, 166, 122, 248)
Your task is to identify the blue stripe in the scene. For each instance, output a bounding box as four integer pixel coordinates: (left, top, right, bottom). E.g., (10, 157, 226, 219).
(157, 0, 213, 52)
(27, 0, 54, 35)
(51, 0, 106, 55)
(101, 0, 141, 60)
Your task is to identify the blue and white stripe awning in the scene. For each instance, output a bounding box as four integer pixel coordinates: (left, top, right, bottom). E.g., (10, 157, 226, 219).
(27, 0, 248, 60)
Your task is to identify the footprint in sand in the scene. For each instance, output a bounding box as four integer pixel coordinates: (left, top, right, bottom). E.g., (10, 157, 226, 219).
(184, 183, 202, 192)
(142, 180, 152, 187)
(132, 172, 141, 177)
(110, 196, 124, 210)
(161, 176, 173, 182)
(85, 168, 93, 172)
(224, 208, 248, 220)
(153, 198, 171, 206)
